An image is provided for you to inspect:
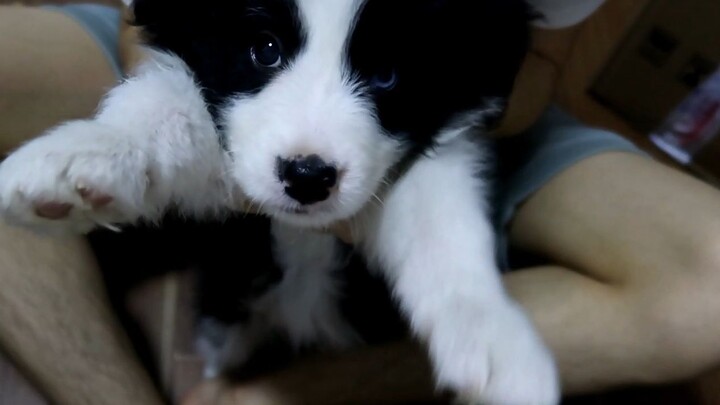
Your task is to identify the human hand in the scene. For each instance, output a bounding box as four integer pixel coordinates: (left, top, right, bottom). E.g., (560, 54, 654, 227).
(181, 379, 296, 405)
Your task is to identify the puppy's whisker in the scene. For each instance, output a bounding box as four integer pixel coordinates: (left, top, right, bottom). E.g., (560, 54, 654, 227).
(242, 200, 257, 219)
(371, 193, 385, 207)
(254, 199, 268, 216)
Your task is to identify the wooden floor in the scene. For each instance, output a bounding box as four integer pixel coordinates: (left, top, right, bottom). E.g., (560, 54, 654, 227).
(3, 0, 720, 404)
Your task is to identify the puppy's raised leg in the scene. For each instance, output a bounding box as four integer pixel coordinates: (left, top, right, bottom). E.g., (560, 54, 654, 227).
(361, 137, 560, 405)
(0, 51, 233, 234)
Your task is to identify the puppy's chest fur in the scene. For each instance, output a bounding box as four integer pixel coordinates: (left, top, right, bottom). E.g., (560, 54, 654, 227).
(191, 215, 406, 377)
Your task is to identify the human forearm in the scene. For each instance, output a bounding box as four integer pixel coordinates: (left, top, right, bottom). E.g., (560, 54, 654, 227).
(0, 223, 165, 405)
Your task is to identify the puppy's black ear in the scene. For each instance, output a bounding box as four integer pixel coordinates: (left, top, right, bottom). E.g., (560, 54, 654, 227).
(423, 0, 449, 11)
(126, 0, 166, 45)
(128, 0, 158, 29)
(129, 0, 204, 48)
(524, 3, 546, 26)
(129, 0, 171, 27)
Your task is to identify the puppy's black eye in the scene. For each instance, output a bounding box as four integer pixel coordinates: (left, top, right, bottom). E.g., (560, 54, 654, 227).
(250, 32, 283, 68)
(369, 68, 398, 91)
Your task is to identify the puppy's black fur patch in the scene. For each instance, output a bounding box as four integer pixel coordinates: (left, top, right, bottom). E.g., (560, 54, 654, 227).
(349, 0, 532, 150)
(132, 0, 307, 112)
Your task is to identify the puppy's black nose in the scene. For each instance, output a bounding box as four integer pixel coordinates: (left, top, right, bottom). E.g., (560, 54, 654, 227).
(278, 155, 337, 205)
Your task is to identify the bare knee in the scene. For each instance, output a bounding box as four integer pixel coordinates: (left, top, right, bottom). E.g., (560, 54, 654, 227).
(622, 237, 720, 383)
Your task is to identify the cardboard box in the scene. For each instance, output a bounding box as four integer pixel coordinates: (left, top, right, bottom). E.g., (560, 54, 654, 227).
(591, 0, 720, 133)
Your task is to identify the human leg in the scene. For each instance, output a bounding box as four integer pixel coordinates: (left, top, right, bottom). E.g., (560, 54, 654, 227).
(0, 5, 121, 152)
(0, 222, 165, 405)
(0, 4, 165, 405)
(490, 105, 720, 393)
(506, 150, 720, 393)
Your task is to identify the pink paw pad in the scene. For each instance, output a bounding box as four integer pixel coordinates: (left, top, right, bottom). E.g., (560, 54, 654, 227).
(76, 185, 114, 208)
(34, 202, 73, 219)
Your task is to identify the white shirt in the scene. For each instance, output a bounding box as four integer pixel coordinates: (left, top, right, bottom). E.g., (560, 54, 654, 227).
(528, 0, 606, 29)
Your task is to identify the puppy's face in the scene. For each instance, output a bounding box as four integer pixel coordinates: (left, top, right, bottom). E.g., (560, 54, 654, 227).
(132, 0, 531, 227)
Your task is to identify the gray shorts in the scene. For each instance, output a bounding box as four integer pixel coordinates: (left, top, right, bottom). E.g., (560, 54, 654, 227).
(491, 106, 648, 270)
(43, 3, 124, 78)
(52, 4, 648, 271)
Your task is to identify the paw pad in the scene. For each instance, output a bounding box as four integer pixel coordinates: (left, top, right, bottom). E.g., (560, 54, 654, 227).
(76, 185, 114, 208)
(34, 202, 73, 219)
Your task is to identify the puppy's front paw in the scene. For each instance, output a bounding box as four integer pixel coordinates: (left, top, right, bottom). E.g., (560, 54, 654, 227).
(429, 300, 560, 405)
(0, 121, 152, 233)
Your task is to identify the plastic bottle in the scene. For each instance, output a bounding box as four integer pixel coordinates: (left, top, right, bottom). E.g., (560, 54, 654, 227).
(650, 67, 720, 164)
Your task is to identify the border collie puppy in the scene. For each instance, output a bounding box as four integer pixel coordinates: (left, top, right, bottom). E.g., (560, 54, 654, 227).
(0, 0, 560, 403)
